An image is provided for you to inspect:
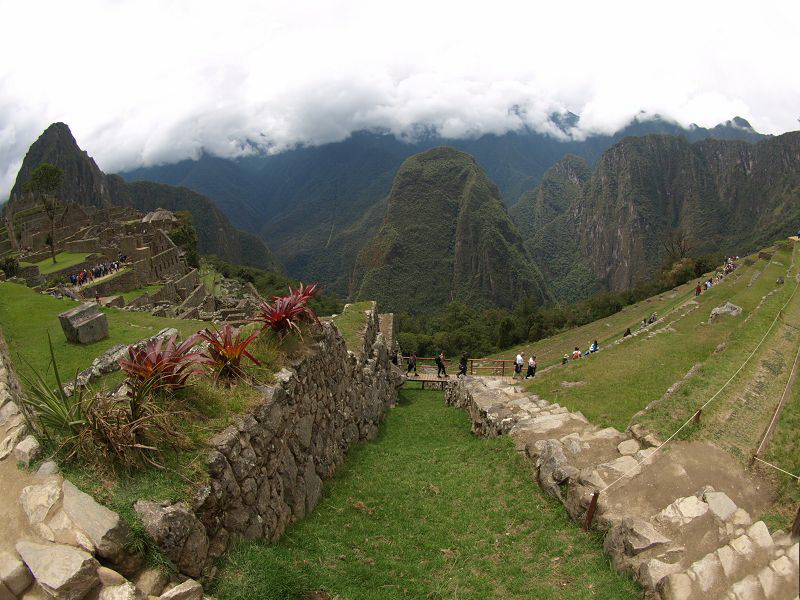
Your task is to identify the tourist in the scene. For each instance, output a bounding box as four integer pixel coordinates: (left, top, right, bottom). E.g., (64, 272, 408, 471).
(406, 353, 418, 377)
(571, 347, 582, 360)
(458, 352, 468, 378)
(623, 327, 632, 338)
(525, 355, 537, 379)
(514, 351, 524, 378)
(562, 354, 569, 365)
(695, 283, 702, 296)
(648, 313, 657, 325)
(436, 351, 448, 378)
(589, 340, 599, 353)
(641, 318, 647, 330)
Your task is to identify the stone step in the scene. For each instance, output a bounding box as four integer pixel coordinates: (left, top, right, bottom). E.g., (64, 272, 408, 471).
(657, 523, 791, 600)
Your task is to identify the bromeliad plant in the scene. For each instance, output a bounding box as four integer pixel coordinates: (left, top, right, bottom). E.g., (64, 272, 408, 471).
(253, 283, 321, 339)
(198, 324, 261, 381)
(119, 333, 204, 393)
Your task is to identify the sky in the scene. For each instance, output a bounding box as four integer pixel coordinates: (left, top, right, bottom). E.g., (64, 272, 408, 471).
(1, 0, 798, 201)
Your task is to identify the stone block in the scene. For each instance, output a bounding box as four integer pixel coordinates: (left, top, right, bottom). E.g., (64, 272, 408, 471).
(133, 568, 168, 597)
(15, 540, 99, 600)
(159, 579, 203, 600)
(58, 303, 108, 344)
(14, 434, 41, 467)
(61, 481, 129, 561)
(20, 479, 62, 525)
(638, 558, 680, 590)
(98, 582, 137, 600)
(36, 460, 60, 476)
(617, 439, 640, 456)
(704, 490, 737, 521)
(0, 551, 32, 596)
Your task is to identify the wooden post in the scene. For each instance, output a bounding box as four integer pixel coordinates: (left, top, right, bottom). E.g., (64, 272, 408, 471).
(583, 491, 600, 531)
(693, 409, 702, 425)
(791, 504, 800, 540)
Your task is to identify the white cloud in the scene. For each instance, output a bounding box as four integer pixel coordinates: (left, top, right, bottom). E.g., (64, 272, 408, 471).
(0, 0, 798, 200)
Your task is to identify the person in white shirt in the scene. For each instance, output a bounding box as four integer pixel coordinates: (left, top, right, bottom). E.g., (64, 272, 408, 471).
(514, 352, 524, 378)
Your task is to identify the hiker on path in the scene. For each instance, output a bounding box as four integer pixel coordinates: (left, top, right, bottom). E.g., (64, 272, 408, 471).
(623, 327, 632, 338)
(406, 353, 418, 377)
(458, 352, 468, 378)
(525, 355, 537, 379)
(514, 351, 524, 378)
(641, 318, 647, 330)
(562, 354, 569, 365)
(436, 351, 448, 378)
(571, 347, 582, 360)
(695, 283, 702, 296)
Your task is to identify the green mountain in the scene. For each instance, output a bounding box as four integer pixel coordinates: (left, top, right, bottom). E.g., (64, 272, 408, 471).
(512, 132, 800, 295)
(5, 123, 279, 272)
(121, 117, 766, 295)
(350, 147, 553, 314)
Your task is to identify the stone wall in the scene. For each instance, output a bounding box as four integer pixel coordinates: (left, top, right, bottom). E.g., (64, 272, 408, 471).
(135, 306, 404, 579)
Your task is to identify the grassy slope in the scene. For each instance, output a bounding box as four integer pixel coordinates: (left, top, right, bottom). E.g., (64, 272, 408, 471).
(20, 251, 93, 275)
(214, 389, 639, 600)
(0, 281, 201, 387)
(332, 301, 374, 353)
(121, 284, 163, 302)
(518, 249, 790, 430)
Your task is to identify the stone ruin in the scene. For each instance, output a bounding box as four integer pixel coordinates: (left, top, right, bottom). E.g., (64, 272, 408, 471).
(58, 303, 109, 344)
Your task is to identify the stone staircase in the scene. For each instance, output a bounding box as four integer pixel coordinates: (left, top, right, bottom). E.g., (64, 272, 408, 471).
(445, 377, 800, 599)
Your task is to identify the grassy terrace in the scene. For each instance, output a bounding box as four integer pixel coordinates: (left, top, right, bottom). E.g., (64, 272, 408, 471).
(19, 251, 94, 275)
(215, 389, 639, 600)
(332, 301, 375, 353)
(121, 284, 163, 302)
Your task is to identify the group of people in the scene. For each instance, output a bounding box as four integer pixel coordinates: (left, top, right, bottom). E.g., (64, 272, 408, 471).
(560, 339, 599, 363)
(403, 351, 470, 379)
(696, 257, 737, 296)
(69, 259, 124, 287)
(513, 351, 538, 379)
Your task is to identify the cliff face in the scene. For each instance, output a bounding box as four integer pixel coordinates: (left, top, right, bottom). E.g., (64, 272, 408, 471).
(513, 132, 800, 294)
(6, 123, 280, 271)
(351, 147, 552, 314)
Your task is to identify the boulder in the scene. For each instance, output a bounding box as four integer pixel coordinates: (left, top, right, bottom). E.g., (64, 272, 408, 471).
(96, 567, 125, 587)
(61, 481, 129, 561)
(617, 439, 640, 456)
(656, 496, 709, 526)
(0, 551, 32, 596)
(20, 479, 62, 525)
(606, 518, 671, 557)
(14, 434, 41, 467)
(704, 491, 738, 521)
(709, 302, 742, 320)
(37, 460, 60, 476)
(15, 540, 99, 600)
(134, 501, 208, 578)
(159, 579, 203, 600)
(98, 582, 137, 600)
(133, 568, 168, 597)
(638, 558, 681, 590)
(58, 303, 108, 344)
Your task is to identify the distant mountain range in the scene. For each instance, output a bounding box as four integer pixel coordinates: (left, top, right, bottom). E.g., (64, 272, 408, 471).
(120, 116, 768, 296)
(4, 123, 279, 272)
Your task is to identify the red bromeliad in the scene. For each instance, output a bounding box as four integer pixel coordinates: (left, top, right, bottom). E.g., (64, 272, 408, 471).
(253, 283, 321, 337)
(198, 324, 261, 380)
(119, 333, 204, 392)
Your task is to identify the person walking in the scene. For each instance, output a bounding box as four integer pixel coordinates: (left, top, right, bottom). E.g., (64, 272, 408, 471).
(525, 355, 537, 379)
(406, 353, 418, 377)
(458, 352, 468, 378)
(514, 351, 524, 378)
(436, 351, 448, 378)
(695, 283, 702, 297)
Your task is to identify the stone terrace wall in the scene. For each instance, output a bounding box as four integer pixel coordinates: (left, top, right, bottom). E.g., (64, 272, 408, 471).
(135, 306, 403, 579)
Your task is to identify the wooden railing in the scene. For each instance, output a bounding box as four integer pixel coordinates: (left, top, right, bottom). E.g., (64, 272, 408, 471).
(400, 357, 517, 377)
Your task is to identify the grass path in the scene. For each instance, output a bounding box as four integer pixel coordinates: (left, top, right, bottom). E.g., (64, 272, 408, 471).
(214, 389, 639, 600)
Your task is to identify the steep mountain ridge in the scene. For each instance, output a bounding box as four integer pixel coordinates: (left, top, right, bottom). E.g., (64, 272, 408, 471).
(513, 132, 800, 293)
(4, 123, 279, 272)
(350, 147, 553, 314)
(121, 117, 767, 294)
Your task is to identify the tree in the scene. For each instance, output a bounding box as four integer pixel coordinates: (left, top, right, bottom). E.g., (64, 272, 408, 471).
(23, 164, 64, 264)
(660, 229, 695, 263)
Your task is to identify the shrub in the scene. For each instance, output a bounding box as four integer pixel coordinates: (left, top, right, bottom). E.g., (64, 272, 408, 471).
(119, 333, 204, 393)
(253, 283, 321, 338)
(0, 255, 19, 278)
(198, 324, 261, 380)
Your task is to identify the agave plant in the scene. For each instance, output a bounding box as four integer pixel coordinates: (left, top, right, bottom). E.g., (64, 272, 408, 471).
(253, 282, 321, 338)
(119, 333, 204, 392)
(198, 324, 261, 380)
(17, 333, 85, 441)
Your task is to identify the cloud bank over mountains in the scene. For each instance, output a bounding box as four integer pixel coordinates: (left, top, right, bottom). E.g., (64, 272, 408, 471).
(1, 0, 798, 201)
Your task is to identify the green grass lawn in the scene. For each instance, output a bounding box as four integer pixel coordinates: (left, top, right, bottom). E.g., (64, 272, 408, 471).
(20, 251, 94, 275)
(214, 389, 640, 600)
(0, 281, 201, 388)
(332, 301, 375, 353)
(121, 284, 163, 302)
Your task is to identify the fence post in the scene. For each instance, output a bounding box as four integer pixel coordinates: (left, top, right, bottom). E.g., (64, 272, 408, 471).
(693, 409, 702, 425)
(583, 491, 600, 531)
(792, 505, 800, 540)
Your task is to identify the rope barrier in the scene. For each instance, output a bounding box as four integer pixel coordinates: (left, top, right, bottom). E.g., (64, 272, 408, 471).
(752, 457, 800, 481)
(597, 249, 800, 496)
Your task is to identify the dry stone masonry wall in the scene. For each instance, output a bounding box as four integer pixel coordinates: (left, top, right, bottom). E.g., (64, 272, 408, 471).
(135, 305, 403, 579)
